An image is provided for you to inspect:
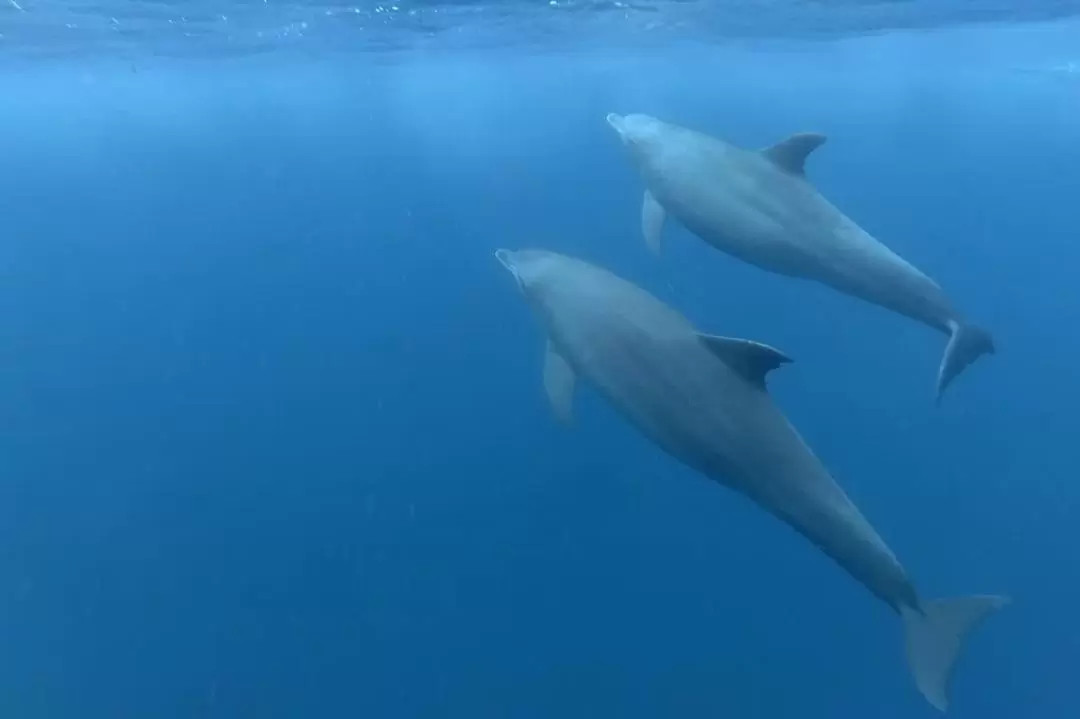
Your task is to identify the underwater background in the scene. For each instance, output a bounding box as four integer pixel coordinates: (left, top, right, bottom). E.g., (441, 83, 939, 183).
(1, 2, 1079, 717)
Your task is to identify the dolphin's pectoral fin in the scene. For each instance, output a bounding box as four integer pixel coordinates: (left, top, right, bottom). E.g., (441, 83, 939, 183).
(696, 334, 793, 389)
(641, 190, 666, 256)
(543, 339, 576, 425)
(760, 132, 827, 176)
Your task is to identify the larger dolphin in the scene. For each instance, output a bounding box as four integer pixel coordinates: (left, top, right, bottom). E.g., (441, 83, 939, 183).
(605, 112, 994, 403)
(495, 247, 1008, 711)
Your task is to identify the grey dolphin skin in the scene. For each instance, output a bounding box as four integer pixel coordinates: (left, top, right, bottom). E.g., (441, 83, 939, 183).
(605, 112, 994, 404)
(495, 247, 1008, 712)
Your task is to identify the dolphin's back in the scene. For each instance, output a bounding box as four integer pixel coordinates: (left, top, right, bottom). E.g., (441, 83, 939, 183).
(539, 257, 912, 608)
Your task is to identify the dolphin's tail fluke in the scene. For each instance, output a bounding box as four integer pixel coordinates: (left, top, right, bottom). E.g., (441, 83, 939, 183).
(900, 595, 1010, 712)
(936, 322, 994, 403)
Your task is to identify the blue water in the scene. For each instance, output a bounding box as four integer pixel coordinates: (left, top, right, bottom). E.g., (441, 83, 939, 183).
(1, 5, 1079, 718)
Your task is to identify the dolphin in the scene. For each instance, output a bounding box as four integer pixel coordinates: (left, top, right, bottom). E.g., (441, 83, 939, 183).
(605, 112, 994, 403)
(495, 247, 1008, 711)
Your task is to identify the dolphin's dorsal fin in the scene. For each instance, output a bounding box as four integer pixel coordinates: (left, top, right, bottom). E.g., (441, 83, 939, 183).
(543, 339, 576, 425)
(697, 334, 793, 389)
(760, 132, 827, 176)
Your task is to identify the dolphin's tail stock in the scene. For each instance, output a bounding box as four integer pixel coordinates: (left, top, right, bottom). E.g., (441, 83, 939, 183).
(936, 321, 995, 403)
(900, 595, 1010, 712)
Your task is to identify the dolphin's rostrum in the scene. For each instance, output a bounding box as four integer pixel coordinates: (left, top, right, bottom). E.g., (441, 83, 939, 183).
(496, 247, 1008, 711)
(606, 112, 994, 403)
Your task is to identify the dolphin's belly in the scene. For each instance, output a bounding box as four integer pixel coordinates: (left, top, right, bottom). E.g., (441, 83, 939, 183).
(654, 172, 812, 277)
(551, 315, 766, 482)
(648, 163, 955, 330)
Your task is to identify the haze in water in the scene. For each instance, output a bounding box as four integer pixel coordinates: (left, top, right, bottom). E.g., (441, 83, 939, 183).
(0, 1, 1077, 717)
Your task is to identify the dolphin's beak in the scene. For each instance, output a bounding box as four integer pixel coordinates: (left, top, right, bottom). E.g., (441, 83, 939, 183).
(495, 249, 525, 294)
(494, 248, 515, 273)
(605, 113, 624, 134)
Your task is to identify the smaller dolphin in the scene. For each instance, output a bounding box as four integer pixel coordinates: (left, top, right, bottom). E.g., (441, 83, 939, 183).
(496, 247, 1008, 711)
(606, 112, 994, 403)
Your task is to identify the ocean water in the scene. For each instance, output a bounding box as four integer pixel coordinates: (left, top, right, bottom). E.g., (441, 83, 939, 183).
(1, 2, 1079, 717)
